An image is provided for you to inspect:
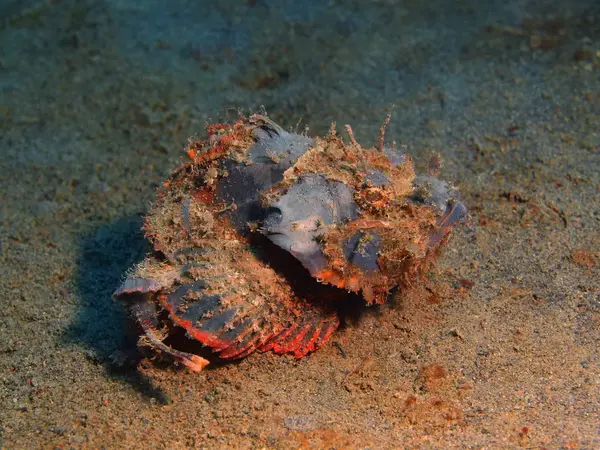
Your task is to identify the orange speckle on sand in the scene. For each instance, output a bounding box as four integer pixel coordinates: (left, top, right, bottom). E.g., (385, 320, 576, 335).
(421, 364, 447, 380)
(405, 395, 417, 407)
(571, 248, 597, 269)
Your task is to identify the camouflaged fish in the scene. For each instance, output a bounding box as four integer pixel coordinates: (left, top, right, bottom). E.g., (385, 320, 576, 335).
(113, 114, 467, 371)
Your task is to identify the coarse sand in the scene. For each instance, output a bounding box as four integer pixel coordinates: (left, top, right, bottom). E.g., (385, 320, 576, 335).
(1, 0, 599, 448)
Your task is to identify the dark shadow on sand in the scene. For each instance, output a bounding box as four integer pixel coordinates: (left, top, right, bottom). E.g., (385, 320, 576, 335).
(66, 216, 171, 403)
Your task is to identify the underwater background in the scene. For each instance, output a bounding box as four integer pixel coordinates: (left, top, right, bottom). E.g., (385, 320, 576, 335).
(1, 0, 599, 447)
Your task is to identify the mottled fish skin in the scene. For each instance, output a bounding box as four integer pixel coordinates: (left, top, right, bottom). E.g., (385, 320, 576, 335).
(256, 128, 467, 302)
(114, 114, 466, 371)
(262, 174, 358, 275)
(215, 118, 314, 231)
(114, 276, 161, 297)
(410, 174, 467, 245)
(342, 231, 382, 273)
(411, 175, 461, 214)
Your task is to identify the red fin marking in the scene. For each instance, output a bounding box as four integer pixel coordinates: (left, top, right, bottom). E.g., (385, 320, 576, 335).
(219, 334, 264, 359)
(159, 295, 231, 350)
(273, 326, 307, 354)
(315, 321, 339, 350)
(255, 326, 287, 353)
(292, 325, 322, 358)
(232, 343, 262, 359)
(270, 326, 299, 354)
(282, 326, 311, 355)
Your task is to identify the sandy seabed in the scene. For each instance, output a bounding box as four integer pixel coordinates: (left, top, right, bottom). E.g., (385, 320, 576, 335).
(1, 0, 599, 448)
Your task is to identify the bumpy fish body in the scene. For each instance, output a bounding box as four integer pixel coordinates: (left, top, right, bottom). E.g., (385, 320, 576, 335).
(114, 115, 466, 371)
